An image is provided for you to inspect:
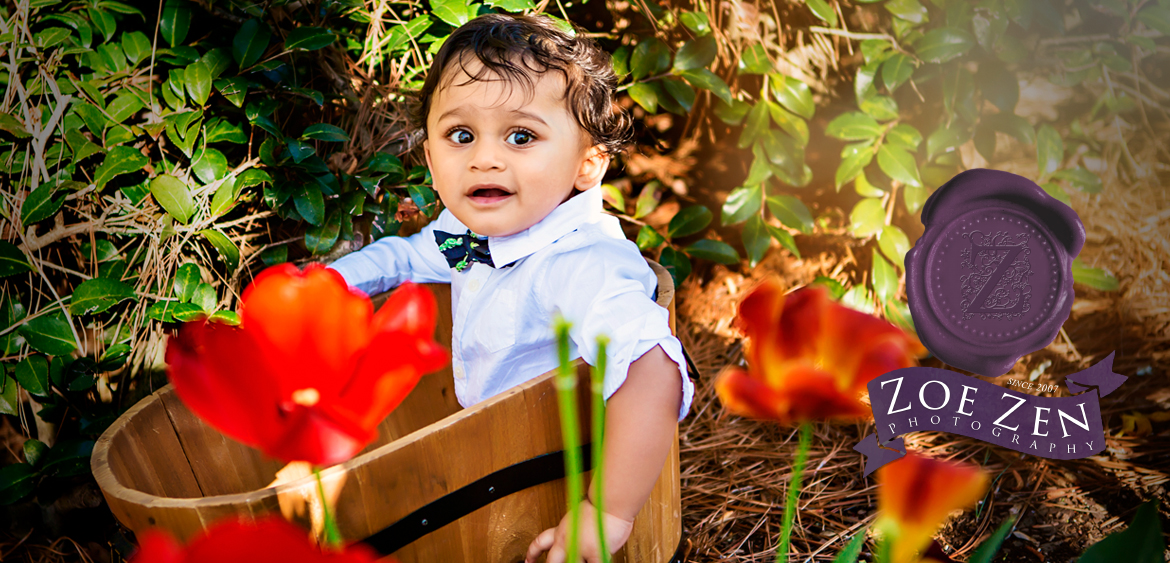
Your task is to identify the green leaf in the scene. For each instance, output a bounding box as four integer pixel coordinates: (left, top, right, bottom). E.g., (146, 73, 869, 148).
(766, 224, 801, 258)
(877, 144, 922, 187)
(983, 112, 1034, 145)
(673, 35, 717, 72)
(174, 263, 200, 302)
(722, 185, 763, 226)
(1054, 167, 1102, 193)
(878, 225, 911, 268)
(209, 310, 241, 326)
(855, 60, 880, 103)
(805, 0, 838, 26)
(184, 61, 212, 106)
(636, 225, 666, 250)
(860, 95, 899, 121)
(742, 215, 771, 267)
(233, 19, 271, 68)
(611, 45, 630, 77)
(1079, 501, 1162, 563)
(714, 98, 751, 125)
(978, 61, 1019, 112)
(304, 210, 342, 254)
(850, 197, 885, 237)
(861, 39, 892, 64)
(36, 27, 73, 49)
(914, 27, 975, 63)
(122, 31, 151, 65)
(1137, 6, 1170, 35)
(903, 184, 930, 214)
(95, 146, 148, 189)
(200, 229, 240, 272)
(885, 0, 928, 23)
(680, 11, 711, 35)
(192, 148, 228, 183)
(634, 182, 661, 219)
(668, 206, 713, 238)
(627, 82, 658, 113)
(926, 122, 969, 160)
(745, 146, 773, 185)
(1071, 259, 1119, 291)
(191, 282, 216, 312)
(854, 171, 885, 197)
(287, 139, 315, 163)
(825, 112, 882, 140)
(767, 101, 810, 146)
(302, 123, 350, 142)
(149, 175, 195, 224)
(1036, 123, 1064, 180)
(21, 184, 65, 226)
(17, 311, 76, 356)
(0, 242, 31, 278)
(770, 75, 815, 119)
(172, 303, 205, 322)
(286, 27, 336, 51)
(887, 124, 922, 151)
(70, 278, 137, 315)
(738, 44, 771, 74)
(294, 186, 325, 226)
(631, 38, 670, 80)
(0, 112, 30, 138)
(15, 356, 50, 397)
(967, 517, 1016, 563)
(659, 247, 691, 287)
(766, 195, 814, 234)
(738, 102, 770, 149)
(811, 276, 847, 300)
(23, 439, 47, 469)
(685, 239, 739, 264)
(261, 246, 288, 267)
(39, 439, 95, 478)
(881, 54, 915, 93)
(680, 69, 732, 104)
(872, 249, 898, 302)
(663, 79, 697, 113)
(87, 8, 116, 42)
(836, 146, 875, 190)
(432, 0, 474, 26)
(107, 91, 145, 123)
(601, 184, 625, 212)
(0, 462, 37, 505)
(841, 285, 876, 314)
(100, 1, 144, 17)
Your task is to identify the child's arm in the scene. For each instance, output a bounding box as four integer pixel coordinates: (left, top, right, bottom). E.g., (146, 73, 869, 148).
(524, 345, 682, 563)
(327, 209, 460, 294)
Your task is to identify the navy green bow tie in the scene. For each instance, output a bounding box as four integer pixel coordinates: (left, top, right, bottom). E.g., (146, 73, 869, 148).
(434, 229, 493, 272)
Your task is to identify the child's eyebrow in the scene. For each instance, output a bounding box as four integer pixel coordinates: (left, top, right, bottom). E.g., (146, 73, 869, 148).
(436, 106, 549, 127)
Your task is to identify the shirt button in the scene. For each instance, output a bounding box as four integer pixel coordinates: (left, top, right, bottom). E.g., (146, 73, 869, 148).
(453, 365, 465, 380)
(468, 279, 482, 292)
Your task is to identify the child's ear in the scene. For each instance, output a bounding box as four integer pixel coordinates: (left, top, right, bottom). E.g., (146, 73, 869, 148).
(574, 145, 610, 191)
(423, 137, 433, 173)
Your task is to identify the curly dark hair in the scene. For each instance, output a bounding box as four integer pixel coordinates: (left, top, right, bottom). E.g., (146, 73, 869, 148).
(411, 13, 632, 157)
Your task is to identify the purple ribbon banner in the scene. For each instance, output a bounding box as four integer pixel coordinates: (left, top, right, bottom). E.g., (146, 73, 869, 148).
(854, 352, 1125, 476)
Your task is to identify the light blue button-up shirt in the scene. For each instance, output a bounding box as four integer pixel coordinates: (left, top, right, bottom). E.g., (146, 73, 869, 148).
(328, 187, 693, 421)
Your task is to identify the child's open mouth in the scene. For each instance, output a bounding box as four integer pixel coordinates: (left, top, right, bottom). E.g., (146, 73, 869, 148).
(468, 185, 513, 204)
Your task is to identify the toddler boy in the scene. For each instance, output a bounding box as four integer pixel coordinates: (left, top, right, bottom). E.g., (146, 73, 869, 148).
(328, 13, 693, 563)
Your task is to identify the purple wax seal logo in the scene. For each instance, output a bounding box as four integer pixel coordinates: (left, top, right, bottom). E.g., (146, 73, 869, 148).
(905, 169, 1086, 376)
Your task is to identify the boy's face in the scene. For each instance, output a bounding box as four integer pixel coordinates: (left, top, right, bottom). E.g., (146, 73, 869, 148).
(423, 56, 609, 237)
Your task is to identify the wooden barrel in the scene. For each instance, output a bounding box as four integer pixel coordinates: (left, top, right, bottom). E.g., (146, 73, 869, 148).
(92, 262, 685, 563)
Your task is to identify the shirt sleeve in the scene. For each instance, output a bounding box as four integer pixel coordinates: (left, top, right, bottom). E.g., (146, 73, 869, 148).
(542, 237, 694, 422)
(327, 209, 460, 296)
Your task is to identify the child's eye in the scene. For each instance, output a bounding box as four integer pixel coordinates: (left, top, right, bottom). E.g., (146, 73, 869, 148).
(446, 129, 473, 144)
(506, 129, 535, 146)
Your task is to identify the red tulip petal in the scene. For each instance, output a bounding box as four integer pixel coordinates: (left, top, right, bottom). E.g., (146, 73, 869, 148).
(265, 406, 371, 467)
(180, 517, 379, 563)
(337, 331, 448, 430)
(131, 530, 184, 563)
(715, 365, 871, 423)
(878, 454, 989, 563)
(241, 263, 373, 397)
(370, 282, 439, 339)
(166, 321, 280, 448)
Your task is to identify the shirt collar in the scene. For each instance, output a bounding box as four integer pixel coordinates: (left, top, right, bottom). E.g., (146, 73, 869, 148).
(487, 185, 620, 267)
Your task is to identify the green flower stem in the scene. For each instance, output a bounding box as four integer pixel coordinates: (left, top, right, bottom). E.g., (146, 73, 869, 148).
(591, 336, 611, 563)
(313, 467, 343, 548)
(775, 422, 813, 563)
(554, 317, 583, 563)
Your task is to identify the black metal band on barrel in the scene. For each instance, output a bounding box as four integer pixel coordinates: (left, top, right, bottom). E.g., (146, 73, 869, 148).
(361, 443, 687, 562)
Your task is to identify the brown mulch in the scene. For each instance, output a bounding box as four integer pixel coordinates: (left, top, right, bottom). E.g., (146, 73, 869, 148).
(673, 171, 1170, 561)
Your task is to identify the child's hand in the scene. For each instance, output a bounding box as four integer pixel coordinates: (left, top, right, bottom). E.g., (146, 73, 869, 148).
(524, 498, 634, 563)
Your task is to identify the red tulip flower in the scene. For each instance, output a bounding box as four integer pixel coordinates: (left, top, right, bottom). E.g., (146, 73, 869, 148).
(877, 454, 990, 563)
(165, 264, 447, 466)
(131, 516, 382, 563)
(715, 281, 927, 423)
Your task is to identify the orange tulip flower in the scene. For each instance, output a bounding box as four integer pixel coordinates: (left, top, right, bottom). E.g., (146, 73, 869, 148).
(131, 516, 382, 563)
(715, 280, 926, 423)
(165, 264, 447, 466)
(877, 454, 990, 563)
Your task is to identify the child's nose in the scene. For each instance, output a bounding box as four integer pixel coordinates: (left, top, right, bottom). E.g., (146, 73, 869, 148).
(469, 139, 506, 171)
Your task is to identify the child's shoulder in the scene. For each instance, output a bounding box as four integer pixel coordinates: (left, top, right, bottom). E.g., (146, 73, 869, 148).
(535, 220, 656, 284)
